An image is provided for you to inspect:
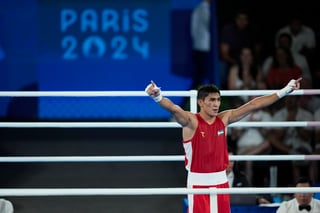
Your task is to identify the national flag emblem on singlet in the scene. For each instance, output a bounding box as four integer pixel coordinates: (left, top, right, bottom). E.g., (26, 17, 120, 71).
(217, 130, 224, 136)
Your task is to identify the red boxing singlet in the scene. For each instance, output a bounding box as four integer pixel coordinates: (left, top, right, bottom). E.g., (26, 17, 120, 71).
(183, 114, 230, 213)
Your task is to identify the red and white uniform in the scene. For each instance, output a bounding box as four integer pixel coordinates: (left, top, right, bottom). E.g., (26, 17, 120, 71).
(183, 113, 230, 213)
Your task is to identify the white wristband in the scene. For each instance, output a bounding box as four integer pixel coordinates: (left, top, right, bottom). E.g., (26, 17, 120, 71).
(153, 94, 163, 102)
(145, 81, 163, 102)
(276, 80, 296, 99)
(276, 88, 288, 99)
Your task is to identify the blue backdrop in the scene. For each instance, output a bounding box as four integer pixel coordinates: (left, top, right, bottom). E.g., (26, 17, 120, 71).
(0, 0, 217, 120)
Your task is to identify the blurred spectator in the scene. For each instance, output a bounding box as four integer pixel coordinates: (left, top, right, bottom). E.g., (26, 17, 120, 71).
(268, 96, 313, 186)
(310, 108, 320, 183)
(296, 78, 320, 115)
(265, 47, 303, 114)
(227, 147, 272, 205)
(276, 176, 320, 213)
(219, 9, 262, 89)
(227, 96, 245, 152)
(275, 14, 316, 65)
(227, 46, 266, 102)
(227, 147, 250, 187)
(232, 95, 272, 183)
(297, 63, 320, 117)
(266, 47, 302, 90)
(0, 198, 14, 213)
(189, 0, 212, 90)
(262, 32, 312, 88)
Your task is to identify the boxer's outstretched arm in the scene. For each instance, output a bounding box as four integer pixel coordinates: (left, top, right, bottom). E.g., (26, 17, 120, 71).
(145, 80, 192, 127)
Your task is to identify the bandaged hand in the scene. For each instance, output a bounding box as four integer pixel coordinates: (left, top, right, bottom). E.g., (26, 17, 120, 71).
(276, 78, 302, 99)
(145, 80, 163, 102)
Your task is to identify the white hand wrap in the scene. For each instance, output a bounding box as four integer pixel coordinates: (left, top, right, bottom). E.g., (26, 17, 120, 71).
(276, 79, 296, 99)
(152, 94, 163, 102)
(145, 82, 163, 102)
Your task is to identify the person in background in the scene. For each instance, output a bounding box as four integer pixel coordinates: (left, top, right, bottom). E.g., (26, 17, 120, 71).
(227, 146, 272, 205)
(227, 46, 266, 97)
(0, 198, 14, 213)
(276, 176, 320, 213)
(275, 14, 316, 65)
(219, 9, 262, 89)
(182, 0, 212, 109)
(268, 95, 313, 186)
(262, 32, 312, 88)
(232, 95, 272, 184)
(266, 47, 302, 90)
(190, 0, 212, 90)
(265, 46, 303, 115)
(310, 108, 320, 183)
(227, 146, 250, 188)
(145, 77, 301, 213)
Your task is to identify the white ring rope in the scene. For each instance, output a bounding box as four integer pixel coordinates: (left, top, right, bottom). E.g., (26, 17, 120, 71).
(1, 89, 319, 200)
(0, 187, 319, 197)
(0, 89, 319, 97)
(1, 121, 320, 128)
(1, 89, 318, 128)
(1, 89, 319, 128)
(0, 155, 319, 163)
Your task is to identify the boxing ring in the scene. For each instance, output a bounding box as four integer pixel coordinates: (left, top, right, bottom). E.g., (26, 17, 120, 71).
(1, 89, 320, 212)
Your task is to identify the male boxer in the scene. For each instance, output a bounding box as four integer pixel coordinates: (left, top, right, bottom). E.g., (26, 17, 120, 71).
(145, 78, 302, 213)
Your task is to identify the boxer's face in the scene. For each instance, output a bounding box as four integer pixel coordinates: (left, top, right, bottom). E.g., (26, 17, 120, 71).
(198, 93, 221, 117)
